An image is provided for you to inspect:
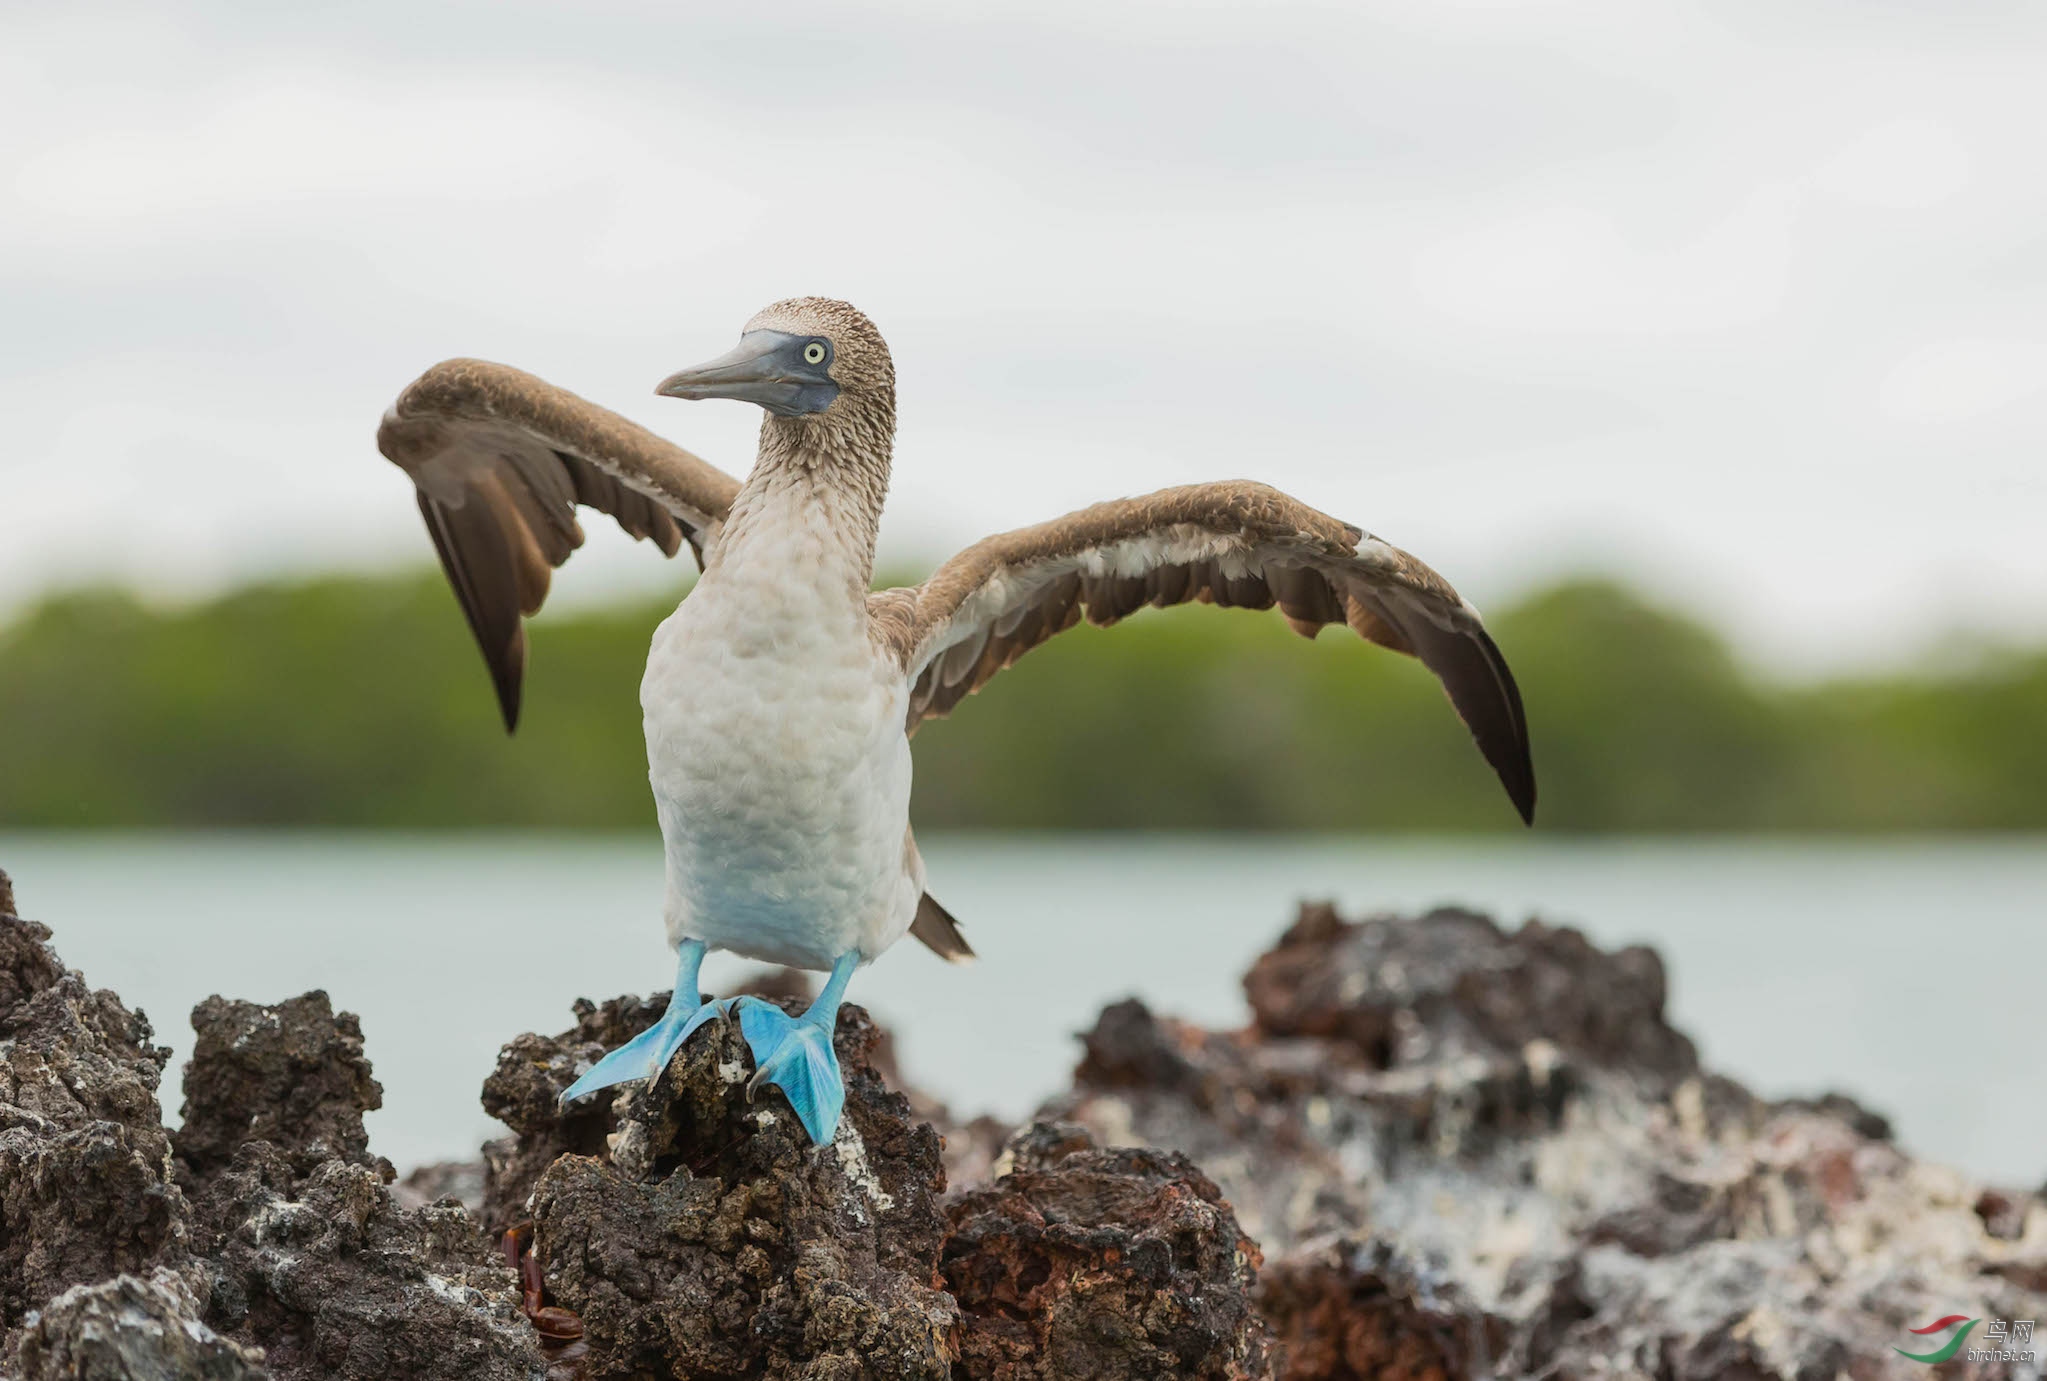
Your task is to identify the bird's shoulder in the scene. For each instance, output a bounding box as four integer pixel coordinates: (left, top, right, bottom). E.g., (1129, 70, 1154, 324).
(865, 587, 922, 665)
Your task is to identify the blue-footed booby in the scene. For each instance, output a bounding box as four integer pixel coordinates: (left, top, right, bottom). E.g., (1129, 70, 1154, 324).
(376, 297, 1536, 1144)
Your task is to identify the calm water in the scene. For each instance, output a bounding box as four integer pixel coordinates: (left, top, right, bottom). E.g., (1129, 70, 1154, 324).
(0, 833, 2040, 1184)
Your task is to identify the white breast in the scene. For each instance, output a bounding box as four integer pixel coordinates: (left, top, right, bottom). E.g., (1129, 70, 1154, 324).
(640, 504, 919, 971)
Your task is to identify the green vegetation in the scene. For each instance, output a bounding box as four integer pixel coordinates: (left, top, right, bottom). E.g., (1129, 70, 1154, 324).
(1, 571, 2042, 831)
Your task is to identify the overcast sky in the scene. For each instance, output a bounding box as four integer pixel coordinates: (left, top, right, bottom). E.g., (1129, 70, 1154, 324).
(5, 0, 2045, 672)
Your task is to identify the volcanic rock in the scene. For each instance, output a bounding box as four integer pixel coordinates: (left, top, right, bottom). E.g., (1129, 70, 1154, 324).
(175, 992, 389, 1183)
(1049, 903, 2047, 1380)
(14, 1269, 268, 1381)
(943, 1120, 1274, 1379)
(10, 863, 2045, 1381)
(493, 992, 958, 1378)
(0, 915, 189, 1339)
(171, 991, 540, 1381)
(476, 989, 669, 1240)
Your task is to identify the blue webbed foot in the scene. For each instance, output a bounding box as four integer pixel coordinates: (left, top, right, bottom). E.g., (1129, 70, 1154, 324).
(734, 949, 861, 1144)
(737, 999, 845, 1144)
(560, 940, 730, 1105)
(559, 997, 733, 1104)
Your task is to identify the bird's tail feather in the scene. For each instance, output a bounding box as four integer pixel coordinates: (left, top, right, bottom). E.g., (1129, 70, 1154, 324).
(909, 891, 975, 964)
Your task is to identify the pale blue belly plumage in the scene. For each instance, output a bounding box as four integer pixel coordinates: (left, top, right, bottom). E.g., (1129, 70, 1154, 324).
(643, 532, 920, 974)
(564, 570, 910, 1142)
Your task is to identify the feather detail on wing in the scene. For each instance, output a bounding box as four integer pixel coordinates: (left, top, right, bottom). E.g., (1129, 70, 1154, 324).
(378, 358, 743, 730)
(875, 480, 1536, 823)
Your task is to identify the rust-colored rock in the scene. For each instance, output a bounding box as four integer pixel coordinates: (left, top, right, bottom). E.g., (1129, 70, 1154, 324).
(1254, 1244, 1457, 1381)
(943, 1121, 1273, 1380)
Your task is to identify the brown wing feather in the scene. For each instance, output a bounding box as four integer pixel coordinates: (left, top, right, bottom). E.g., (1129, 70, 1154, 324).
(378, 359, 743, 731)
(1344, 586, 1535, 821)
(883, 481, 1536, 824)
(415, 490, 528, 730)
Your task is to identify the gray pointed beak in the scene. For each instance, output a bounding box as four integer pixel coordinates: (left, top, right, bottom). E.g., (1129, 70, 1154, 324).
(654, 330, 839, 417)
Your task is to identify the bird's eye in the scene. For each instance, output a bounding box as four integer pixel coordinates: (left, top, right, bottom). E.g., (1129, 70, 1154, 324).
(803, 341, 828, 365)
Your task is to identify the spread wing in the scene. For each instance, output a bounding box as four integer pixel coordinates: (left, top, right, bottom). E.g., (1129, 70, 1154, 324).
(378, 358, 743, 731)
(873, 480, 1535, 823)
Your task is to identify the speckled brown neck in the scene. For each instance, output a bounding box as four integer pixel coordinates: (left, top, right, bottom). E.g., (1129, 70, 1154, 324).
(712, 401, 895, 592)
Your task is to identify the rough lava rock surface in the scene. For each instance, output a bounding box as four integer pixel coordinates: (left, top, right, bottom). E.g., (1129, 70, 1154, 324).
(168, 988, 543, 1381)
(1050, 903, 2047, 1380)
(485, 987, 1274, 1378)
(14, 1270, 268, 1381)
(8, 862, 2047, 1381)
(1, 882, 543, 1381)
(494, 992, 961, 1378)
(176, 992, 389, 1182)
(1, 902, 188, 1340)
(477, 990, 670, 1241)
(943, 1121, 1273, 1380)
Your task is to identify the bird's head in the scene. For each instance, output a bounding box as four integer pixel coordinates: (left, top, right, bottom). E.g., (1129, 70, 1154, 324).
(656, 297, 895, 458)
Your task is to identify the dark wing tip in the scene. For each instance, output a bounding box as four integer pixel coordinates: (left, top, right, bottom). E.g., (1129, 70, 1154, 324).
(1469, 624, 1537, 825)
(491, 641, 524, 735)
(476, 604, 529, 736)
(416, 492, 530, 737)
(1394, 608, 1536, 826)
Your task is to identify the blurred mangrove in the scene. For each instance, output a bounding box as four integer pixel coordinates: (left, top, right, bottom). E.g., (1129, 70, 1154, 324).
(0, 572, 2041, 831)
